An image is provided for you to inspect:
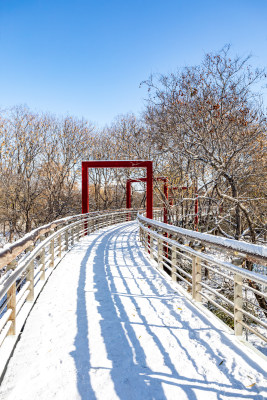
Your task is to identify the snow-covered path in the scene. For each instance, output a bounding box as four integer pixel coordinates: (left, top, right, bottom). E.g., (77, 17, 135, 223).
(0, 222, 266, 400)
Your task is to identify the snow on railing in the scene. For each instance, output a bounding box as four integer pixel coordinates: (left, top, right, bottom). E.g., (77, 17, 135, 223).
(138, 212, 267, 352)
(1, 206, 266, 372)
(0, 209, 142, 375)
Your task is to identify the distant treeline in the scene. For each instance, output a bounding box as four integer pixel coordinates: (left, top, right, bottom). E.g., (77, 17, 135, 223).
(0, 45, 266, 243)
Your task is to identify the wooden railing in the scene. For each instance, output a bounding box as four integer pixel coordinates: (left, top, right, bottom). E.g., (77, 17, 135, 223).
(138, 212, 267, 349)
(0, 209, 141, 374)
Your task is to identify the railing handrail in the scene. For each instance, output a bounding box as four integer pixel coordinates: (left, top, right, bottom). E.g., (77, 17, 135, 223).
(0, 208, 142, 270)
(0, 208, 143, 376)
(0, 210, 142, 299)
(138, 213, 267, 264)
(138, 211, 267, 349)
(140, 223, 267, 286)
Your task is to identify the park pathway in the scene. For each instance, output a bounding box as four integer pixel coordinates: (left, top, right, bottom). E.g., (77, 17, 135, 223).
(0, 222, 266, 400)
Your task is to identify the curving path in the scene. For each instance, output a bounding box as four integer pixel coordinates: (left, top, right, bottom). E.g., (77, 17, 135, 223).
(0, 222, 266, 400)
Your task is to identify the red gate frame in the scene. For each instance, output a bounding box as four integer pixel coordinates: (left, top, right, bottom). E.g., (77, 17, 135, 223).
(126, 177, 168, 223)
(82, 160, 153, 219)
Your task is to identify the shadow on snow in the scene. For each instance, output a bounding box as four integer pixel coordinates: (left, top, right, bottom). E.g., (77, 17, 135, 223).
(70, 222, 265, 400)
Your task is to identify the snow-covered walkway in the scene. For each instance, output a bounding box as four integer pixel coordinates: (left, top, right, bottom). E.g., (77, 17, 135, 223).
(0, 222, 266, 400)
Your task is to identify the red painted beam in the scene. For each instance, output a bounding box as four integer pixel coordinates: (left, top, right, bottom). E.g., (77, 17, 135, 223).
(82, 162, 89, 214)
(82, 160, 152, 169)
(146, 163, 153, 219)
(126, 178, 147, 210)
(82, 160, 153, 219)
(171, 186, 187, 191)
(126, 176, 168, 223)
(127, 178, 147, 183)
(126, 180, 132, 209)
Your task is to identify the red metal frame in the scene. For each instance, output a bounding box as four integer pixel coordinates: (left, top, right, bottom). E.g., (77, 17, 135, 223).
(126, 177, 147, 209)
(126, 176, 168, 224)
(82, 160, 153, 219)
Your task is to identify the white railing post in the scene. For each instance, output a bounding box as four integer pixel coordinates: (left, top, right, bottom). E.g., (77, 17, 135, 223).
(192, 254, 202, 302)
(7, 282, 16, 335)
(234, 273, 243, 336)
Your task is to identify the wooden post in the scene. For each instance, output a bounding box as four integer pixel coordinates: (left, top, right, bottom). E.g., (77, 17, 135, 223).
(6, 260, 18, 272)
(234, 273, 243, 336)
(171, 244, 177, 281)
(139, 226, 143, 244)
(50, 238, 55, 268)
(192, 255, 202, 302)
(158, 239, 163, 270)
(71, 228, 74, 246)
(83, 215, 88, 236)
(150, 236, 154, 259)
(40, 248, 45, 280)
(65, 229, 69, 251)
(58, 234, 62, 259)
(38, 235, 45, 281)
(145, 231, 149, 254)
(27, 260, 34, 302)
(7, 282, 16, 335)
(77, 224, 80, 241)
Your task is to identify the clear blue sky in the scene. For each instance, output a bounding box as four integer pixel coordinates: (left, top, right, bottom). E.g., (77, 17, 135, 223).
(1, 0, 267, 127)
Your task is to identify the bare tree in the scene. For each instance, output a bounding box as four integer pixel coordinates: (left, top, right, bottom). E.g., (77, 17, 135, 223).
(0, 107, 96, 241)
(143, 45, 267, 242)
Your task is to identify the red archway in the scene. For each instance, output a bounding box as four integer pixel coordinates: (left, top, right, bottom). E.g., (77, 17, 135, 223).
(126, 176, 168, 223)
(82, 160, 153, 219)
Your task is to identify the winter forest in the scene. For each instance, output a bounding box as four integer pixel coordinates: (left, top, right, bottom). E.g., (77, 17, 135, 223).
(0, 46, 266, 245)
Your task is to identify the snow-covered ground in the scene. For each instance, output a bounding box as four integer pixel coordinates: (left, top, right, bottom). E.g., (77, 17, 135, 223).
(0, 222, 266, 400)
